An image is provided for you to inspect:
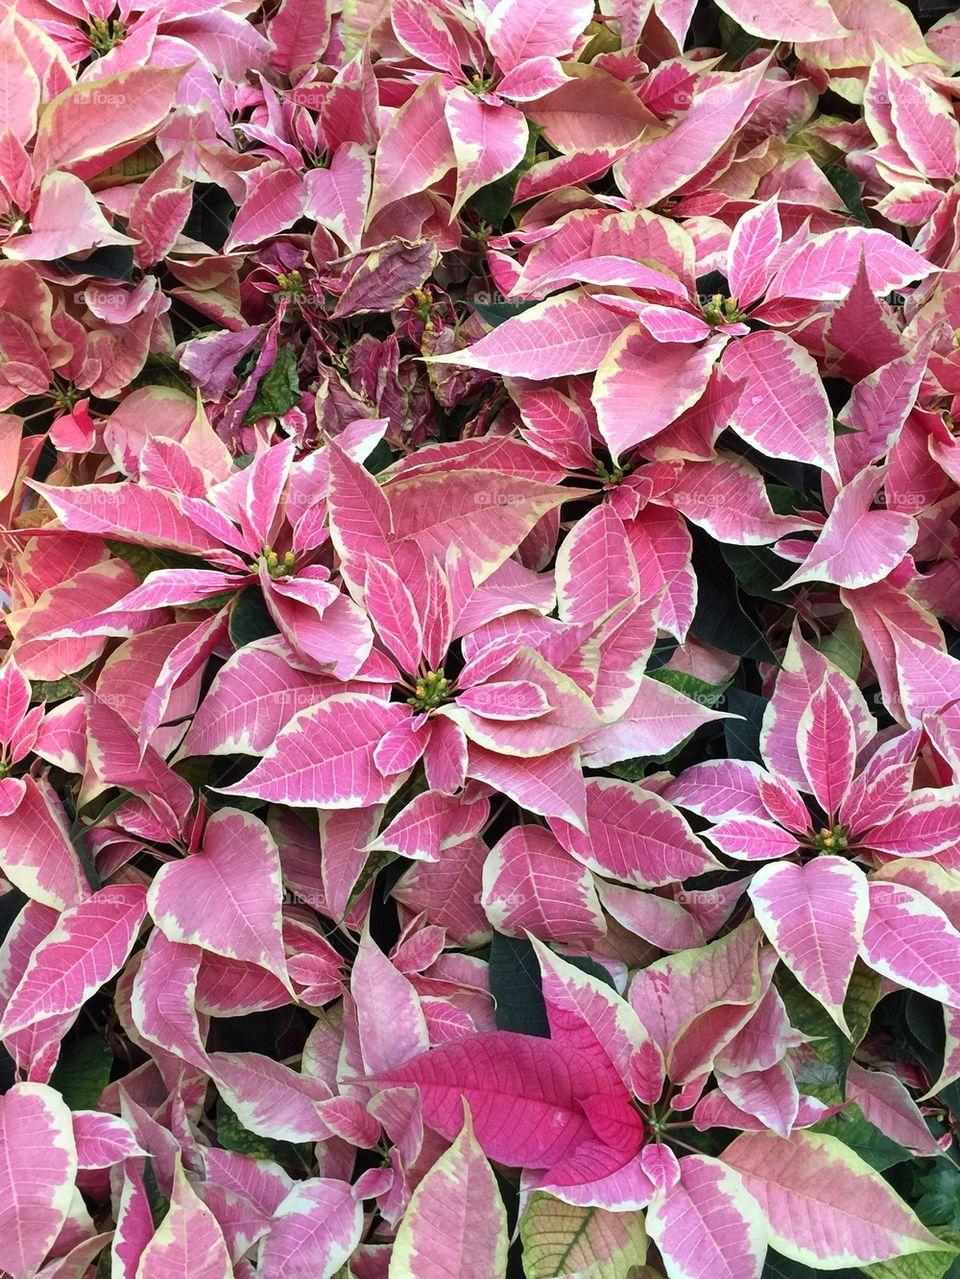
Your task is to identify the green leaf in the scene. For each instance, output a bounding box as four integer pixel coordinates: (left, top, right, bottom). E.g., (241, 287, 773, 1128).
(724, 688, 767, 766)
(56, 241, 134, 281)
(105, 539, 206, 582)
(765, 483, 806, 516)
(228, 587, 279, 647)
(689, 530, 777, 663)
(183, 181, 236, 253)
(914, 1169, 960, 1231)
(143, 1156, 170, 1227)
(721, 543, 796, 601)
(242, 344, 301, 424)
(812, 1102, 912, 1172)
(468, 122, 539, 227)
(649, 667, 728, 708)
(216, 1100, 313, 1172)
(94, 1243, 113, 1279)
(776, 962, 881, 1091)
(762, 1253, 860, 1279)
(519, 1193, 648, 1278)
(363, 437, 393, 475)
(565, 955, 617, 991)
(31, 668, 92, 704)
(489, 932, 549, 1037)
(605, 757, 648, 782)
(469, 299, 540, 328)
(718, 11, 771, 61)
(818, 159, 871, 227)
(129, 353, 195, 393)
(816, 610, 863, 680)
(49, 1034, 112, 1110)
(864, 1236, 960, 1279)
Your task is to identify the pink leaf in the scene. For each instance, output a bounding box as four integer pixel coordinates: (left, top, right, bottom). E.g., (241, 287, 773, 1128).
(269, 0, 332, 75)
(884, 58, 960, 181)
(581, 676, 729, 768)
(136, 1160, 232, 1279)
(0, 777, 89, 910)
(593, 328, 725, 461)
(707, 816, 801, 861)
(3, 171, 135, 262)
(796, 678, 857, 816)
(748, 858, 867, 1032)
(766, 228, 938, 303)
(430, 290, 626, 378)
(33, 65, 185, 175)
(862, 788, 960, 857)
(722, 1130, 941, 1267)
(259, 1179, 365, 1279)
(717, 1060, 800, 1138)
(713, 0, 847, 39)
(444, 90, 529, 215)
(389, 1107, 508, 1279)
(0, 885, 147, 1036)
(727, 198, 783, 308)
(846, 1063, 941, 1157)
(370, 76, 455, 214)
(860, 880, 960, 1007)
(147, 808, 289, 977)
(554, 777, 719, 887)
(303, 143, 371, 252)
(182, 641, 342, 758)
(481, 825, 604, 943)
(0, 1084, 77, 1278)
(615, 66, 764, 205)
(225, 166, 305, 251)
(217, 693, 409, 808)
(31, 481, 225, 556)
(210, 1051, 379, 1146)
(662, 454, 819, 546)
(780, 468, 917, 590)
(351, 931, 429, 1074)
(392, 0, 462, 73)
(723, 332, 838, 481)
(555, 504, 639, 624)
(72, 1112, 145, 1169)
(482, 0, 594, 69)
(371, 1031, 643, 1185)
(661, 759, 766, 820)
(646, 1154, 765, 1279)
(534, 939, 665, 1102)
(362, 557, 423, 674)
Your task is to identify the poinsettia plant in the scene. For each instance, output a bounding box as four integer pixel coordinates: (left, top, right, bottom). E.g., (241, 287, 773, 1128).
(4, 0, 960, 1275)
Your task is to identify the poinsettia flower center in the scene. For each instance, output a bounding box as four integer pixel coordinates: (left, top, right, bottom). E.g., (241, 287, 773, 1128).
(0, 209, 27, 234)
(595, 456, 627, 485)
(407, 669, 452, 712)
(810, 823, 849, 853)
(275, 270, 304, 298)
(87, 15, 127, 54)
(702, 293, 744, 326)
(52, 384, 81, 412)
(261, 545, 296, 578)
